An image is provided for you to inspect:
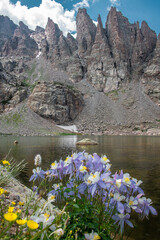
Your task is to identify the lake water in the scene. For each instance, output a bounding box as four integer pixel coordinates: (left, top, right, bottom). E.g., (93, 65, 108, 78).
(0, 135, 160, 240)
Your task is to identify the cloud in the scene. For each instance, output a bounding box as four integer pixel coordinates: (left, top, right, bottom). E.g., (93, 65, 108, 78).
(109, 0, 120, 6)
(73, 0, 90, 11)
(0, 0, 76, 36)
(107, 0, 120, 12)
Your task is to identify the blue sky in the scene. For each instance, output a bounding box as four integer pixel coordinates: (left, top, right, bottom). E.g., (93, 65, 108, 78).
(1, 0, 159, 36)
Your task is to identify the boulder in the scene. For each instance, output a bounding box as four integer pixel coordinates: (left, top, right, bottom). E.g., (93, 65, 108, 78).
(28, 82, 84, 124)
(76, 138, 98, 145)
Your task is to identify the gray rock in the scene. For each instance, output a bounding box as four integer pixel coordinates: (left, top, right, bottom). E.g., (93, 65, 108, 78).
(28, 82, 84, 124)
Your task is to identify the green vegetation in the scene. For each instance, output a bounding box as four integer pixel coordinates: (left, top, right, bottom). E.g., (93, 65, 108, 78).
(21, 79, 30, 87)
(106, 89, 119, 100)
(26, 62, 36, 79)
(0, 112, 24, 126)
(133, 127, 140, 131)
(106, 90, 118, 96)
(56, 132, 77, 136)
(0, 155, 26, 187)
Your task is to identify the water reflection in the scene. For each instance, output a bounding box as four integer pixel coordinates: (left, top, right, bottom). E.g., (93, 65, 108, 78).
(0, 135, 160, 240)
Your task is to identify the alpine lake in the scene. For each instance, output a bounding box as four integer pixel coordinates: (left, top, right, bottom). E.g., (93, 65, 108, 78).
(0, 135, 160, 240)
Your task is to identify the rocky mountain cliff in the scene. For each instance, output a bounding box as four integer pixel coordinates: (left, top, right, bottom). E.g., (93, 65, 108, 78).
(0, 7, 160, 135)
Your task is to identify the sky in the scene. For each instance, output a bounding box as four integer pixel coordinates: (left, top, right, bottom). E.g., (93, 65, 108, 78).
(0, 0, 159, 36)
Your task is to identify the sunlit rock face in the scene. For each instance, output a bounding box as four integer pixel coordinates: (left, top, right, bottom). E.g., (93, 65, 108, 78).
(28, 82, 84, 124)
(76, 8, 96, 57)
(105, 8, 157, 78)
(141, 34, 160, 105)
(87, 14, 120, 92)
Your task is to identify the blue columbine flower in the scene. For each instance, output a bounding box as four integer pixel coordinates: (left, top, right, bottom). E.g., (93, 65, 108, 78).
(112, 213, 133, 233)
(29, 167, 46, 181)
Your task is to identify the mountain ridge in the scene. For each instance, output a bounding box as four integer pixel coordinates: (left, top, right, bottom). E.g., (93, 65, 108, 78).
(0, 7, 159, 135)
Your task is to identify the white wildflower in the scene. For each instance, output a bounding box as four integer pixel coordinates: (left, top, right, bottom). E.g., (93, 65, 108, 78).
(79, 164, 88, 173)
(34, 154, 42, 166)
(116, 179, 122, 188)
(52, 183, 61, 190)
(128, 196, 138, 209)
(122, 173, 131, 186)
(54, 228, 64, 236)
(85, 230, 101, 240)
(51, 161, 58, 170)
(87, 172, 100, 184)
(114, 192, 125, 202)
(64, 156, 72, 167)
(132, 177, 143, 186)
(101, 155, 110, 164)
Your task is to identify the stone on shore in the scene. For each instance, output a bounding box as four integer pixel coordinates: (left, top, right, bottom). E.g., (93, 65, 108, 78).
(76, 138, 98, 145)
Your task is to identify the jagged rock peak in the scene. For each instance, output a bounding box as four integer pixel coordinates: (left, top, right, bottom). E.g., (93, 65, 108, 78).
(35, 26, 45, 33)
(19, 21, 32, 34)
(157, 33, 160, 47)
(76, 8, 96, 56)
(13, 21, 33, 38)
(45, 17, 62, 45)
(66, 33, 78, 53)
(141, 20, 157, 51)
(97, 14, 103, 28)
(58, 33, 71, 57)
(0, 15, 17, 37)
(96, 14, 106, 39)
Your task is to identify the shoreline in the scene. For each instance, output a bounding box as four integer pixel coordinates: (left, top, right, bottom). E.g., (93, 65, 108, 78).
(0, 127, 160, 137)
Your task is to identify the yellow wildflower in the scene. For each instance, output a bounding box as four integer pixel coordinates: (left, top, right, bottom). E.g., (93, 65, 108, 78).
(93, 235, 101, 240)
(44, 213, 50, 221)
(48, 195, 56, 201)
(4, 212, 17, 221)
(16, 219, 27, 225)
(2, 160, 10, 165)
(16, 209, 22, 213)
(8, 207, 14, 213)
(0, 188, 4, 195)
(27, 220, 39, 230)
(18, 201, 24, 206)
(129, 200, 134, 206)
(124, 177, 130, 183)
(11, 201, 16, 205)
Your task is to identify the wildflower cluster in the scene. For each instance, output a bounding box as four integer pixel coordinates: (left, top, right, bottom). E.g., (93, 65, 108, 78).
(0, 156, 68, 240)
(29, 152, 157, 239)
(0, 152, 157, 240)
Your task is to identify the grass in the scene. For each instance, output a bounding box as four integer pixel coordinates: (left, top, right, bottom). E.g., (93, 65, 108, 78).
(57, 132, 78, 136)
(26, 62, 36, 78)
(0, 112, 24, 126)
(105, 89, 119, 101)
(0, 155, 27, 187)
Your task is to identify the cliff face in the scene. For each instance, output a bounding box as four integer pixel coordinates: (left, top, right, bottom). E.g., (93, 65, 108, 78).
(2, 21, 38, 57)
(28, 82, 84, 124)
(141, 34, 160, 105)
(0, 16, 17, 53)
(0, 8, 159, 130)
(0, 63, 27, 113)
(76, 8, 96, 56)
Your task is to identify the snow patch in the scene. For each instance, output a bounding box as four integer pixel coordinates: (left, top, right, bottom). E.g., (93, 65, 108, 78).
(56, 125, 77, 132)
(36, 51, 42, 58)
